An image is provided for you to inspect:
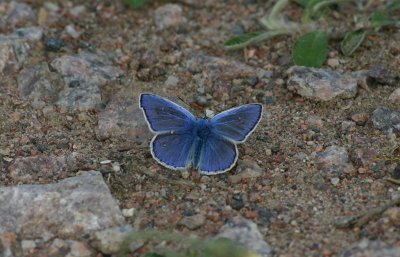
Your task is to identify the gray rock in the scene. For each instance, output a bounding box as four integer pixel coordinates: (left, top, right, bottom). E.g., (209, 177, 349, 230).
(186, 51, 272, 81)
(179, 214, 206, 230)
(372, 107, 400, 133)
(164, 75, 180, 87)
(314, 145, 355, 178)
(7, 154, 77, 183)
(95, 98, 151, 142)
(154, 4, 185, 30)
(17, 62, 64, 104)
(0, 27, 43, 74)
(57, 81, 103, 111)
(216, 216, 272, 257)
(236, 159, 263, 179)
(0, 1, 36, 28)
(287, 66, 358, 101)
(340, 238, 400, 257)
(367, 63, 396, 86)
(0, 27, 43, 43)
(90, 225, 143, 254)
(0, 171, 125, 240)
(49, 52, 124, 111)
(50, 52, 124, 86)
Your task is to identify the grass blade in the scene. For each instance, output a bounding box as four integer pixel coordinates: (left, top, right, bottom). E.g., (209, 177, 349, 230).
(340, 29, 366, 56)
(224, 30, 288, 50)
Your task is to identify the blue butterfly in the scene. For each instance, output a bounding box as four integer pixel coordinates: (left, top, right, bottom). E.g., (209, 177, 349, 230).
(139, 93, 263, 175)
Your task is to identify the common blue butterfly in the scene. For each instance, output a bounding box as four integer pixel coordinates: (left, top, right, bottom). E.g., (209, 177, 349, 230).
(139, 93, 263, 175)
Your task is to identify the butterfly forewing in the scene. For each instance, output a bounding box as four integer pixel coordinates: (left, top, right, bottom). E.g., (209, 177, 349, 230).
(196, 134, 238, 174)
(140, 93, 196, 133)
(210, 104, 263, 143)
(151, 131, 195, 169)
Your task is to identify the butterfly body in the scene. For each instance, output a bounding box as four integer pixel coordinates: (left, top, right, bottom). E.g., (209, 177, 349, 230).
(140, 93, 263, 175)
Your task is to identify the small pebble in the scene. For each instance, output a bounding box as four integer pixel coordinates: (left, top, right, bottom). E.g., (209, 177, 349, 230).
(331, 177, 340, 186)
(122, 208, 135, 217)
(350, 112, 369, 126)
(45, 37, 64, 52)
(181, 171, 190, 179)
(388, 88, 400, 102)
(164, 75, 180, 87)
(100, 160, 112, 164)
(327, 58, 339, 68)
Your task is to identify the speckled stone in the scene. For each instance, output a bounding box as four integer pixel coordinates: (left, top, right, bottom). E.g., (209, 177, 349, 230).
(287, 66, 359, 101)
(0, 171, 125, 240)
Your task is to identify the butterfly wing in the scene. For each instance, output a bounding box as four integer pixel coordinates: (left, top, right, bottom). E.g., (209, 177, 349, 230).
(151, 131, 195, 170)
(210, 104, 263, 143)
(140, 93, 196, 133)
(195, 134, 238, 174)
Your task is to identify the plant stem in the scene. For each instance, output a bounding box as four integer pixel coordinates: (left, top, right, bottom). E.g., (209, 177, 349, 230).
(312, 0, 349, 13)
(270, 0, 290, 21)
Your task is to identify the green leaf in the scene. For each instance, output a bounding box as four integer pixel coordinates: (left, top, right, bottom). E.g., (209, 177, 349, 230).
(387, 0, 400, 11)
(224, 30, 288, 50)
(292, 31, 328, 67)
(370, 11, 395, 28)
(125, 0, 146, 8)
(302, 0, 324, 22)
(296, 0, 310, 7)
(340, 29, 366, 56)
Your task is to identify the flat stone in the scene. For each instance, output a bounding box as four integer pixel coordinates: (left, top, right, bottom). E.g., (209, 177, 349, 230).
(50, 52, 124, 85)
(367, 63, 396, 86)
(7, 154, 77, 183)
(0, 27, 43, 74)
(95, 98, 151, 142)
(186, 51, 272, 81)
(314, 145, 355, 178)
(17, 62, 64, 104)
(372, 107, 400, 133)
(56, 81, 103, 111)
(236, 159, 263, 178)
(49, 52, 124, 111)
(341, 238, 400, 257)
(0, 171, 125, 240)
(216, 216, 272, 257)
(287, 66, 358, 101)
(154, 4, 185, 30)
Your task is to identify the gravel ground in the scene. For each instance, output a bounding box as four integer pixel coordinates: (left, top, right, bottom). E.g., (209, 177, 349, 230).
(0, 1, 399, 256)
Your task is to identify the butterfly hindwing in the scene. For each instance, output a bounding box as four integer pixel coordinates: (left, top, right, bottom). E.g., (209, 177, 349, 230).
(140, 93, 196, 133)
(196, 134, 238, 174)
(210, 104, 263, 143)
(151, 131, 195, 170)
